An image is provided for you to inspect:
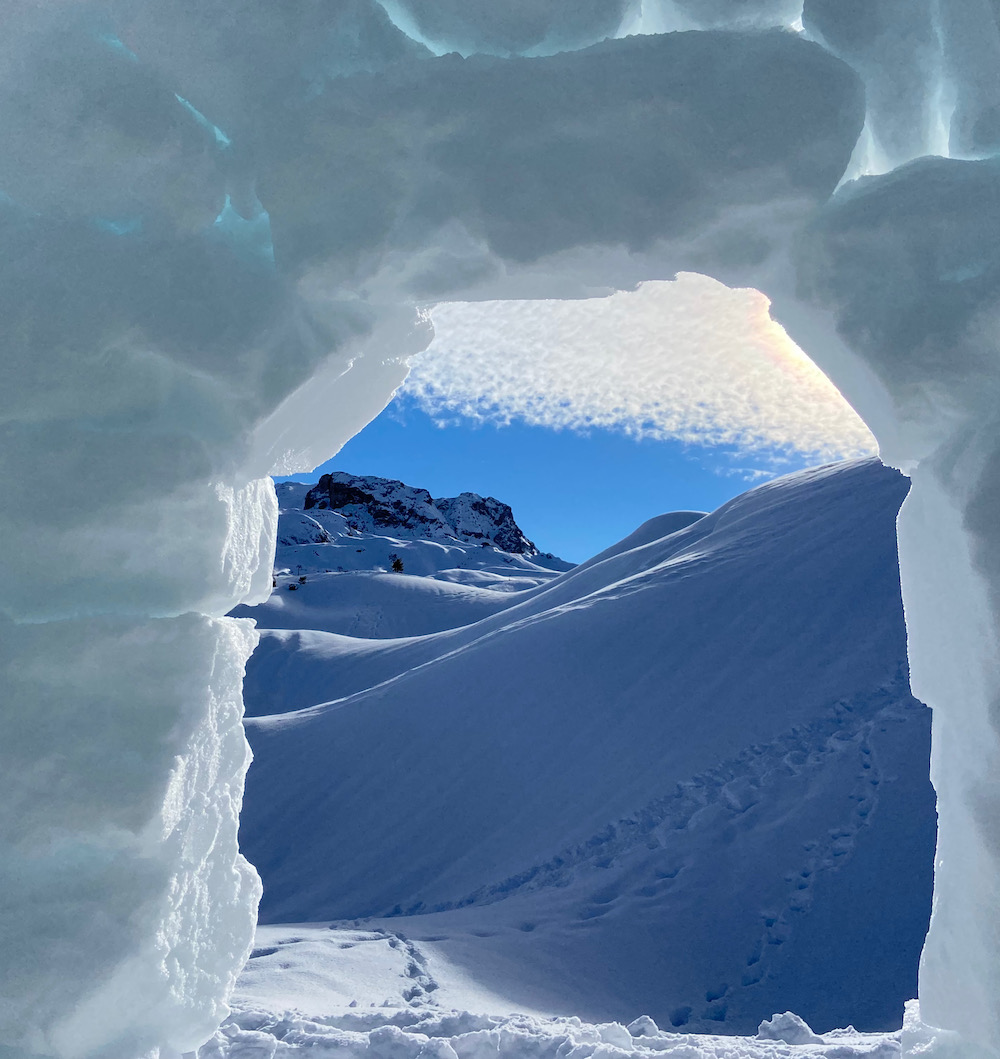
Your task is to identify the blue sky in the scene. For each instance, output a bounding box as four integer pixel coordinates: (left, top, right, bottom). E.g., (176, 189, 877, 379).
(278, 279, 876, 562)
(278, 397, 829, 563)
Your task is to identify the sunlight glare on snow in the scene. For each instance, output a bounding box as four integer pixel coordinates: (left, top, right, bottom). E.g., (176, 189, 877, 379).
(405, 275, 877, 465)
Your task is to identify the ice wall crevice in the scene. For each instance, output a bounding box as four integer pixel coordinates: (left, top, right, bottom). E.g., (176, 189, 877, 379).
(802, 0, 1000, 172)
(2, 9, 1000, 1058)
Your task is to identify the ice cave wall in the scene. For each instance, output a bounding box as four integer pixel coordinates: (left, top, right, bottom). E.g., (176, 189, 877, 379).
(3, 2, 1000, 1056)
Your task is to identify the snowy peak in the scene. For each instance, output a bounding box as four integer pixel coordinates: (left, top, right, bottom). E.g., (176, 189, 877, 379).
(436, 492, 534, 555)
(303, 472, 538, 555)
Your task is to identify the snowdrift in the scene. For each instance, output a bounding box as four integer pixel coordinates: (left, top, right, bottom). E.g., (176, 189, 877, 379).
(239, 459, 935, 1037)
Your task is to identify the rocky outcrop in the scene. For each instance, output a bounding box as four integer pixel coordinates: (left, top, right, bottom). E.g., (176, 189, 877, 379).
(435, 493, 532, 555)
(303, 472, 538, 555)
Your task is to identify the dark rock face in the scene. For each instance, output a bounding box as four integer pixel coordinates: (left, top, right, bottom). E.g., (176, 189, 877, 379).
(303, 472, 537, 554)
(311, 480, 378, 510)
(437, 493, 531, 554)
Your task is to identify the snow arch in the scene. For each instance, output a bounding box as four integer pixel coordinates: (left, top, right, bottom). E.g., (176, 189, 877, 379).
(2, 4, 1000, 1057)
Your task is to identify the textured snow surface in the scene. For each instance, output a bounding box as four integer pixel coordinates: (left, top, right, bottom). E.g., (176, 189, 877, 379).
(203, 1000, 904, 1059)
(200, 991, 993, 1059)
(802, 0, 1000, 172)
(0, 614, 262, 1058)
(238, 461, 934, 1036)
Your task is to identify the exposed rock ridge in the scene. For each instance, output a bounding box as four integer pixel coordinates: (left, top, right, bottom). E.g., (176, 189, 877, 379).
(304, 472, 538, 555)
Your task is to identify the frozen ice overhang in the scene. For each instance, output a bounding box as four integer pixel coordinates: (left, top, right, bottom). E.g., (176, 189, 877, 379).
(3, 3, 1000, 1057)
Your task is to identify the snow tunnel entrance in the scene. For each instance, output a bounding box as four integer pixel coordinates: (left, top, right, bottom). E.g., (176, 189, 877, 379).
(234, 273, 938, 1037)
(10, 9, 1000, 1055)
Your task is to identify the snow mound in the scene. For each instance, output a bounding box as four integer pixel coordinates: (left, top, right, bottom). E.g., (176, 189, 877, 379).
(204, 990, 901, 1059)
(757, 1012, 823, 1044)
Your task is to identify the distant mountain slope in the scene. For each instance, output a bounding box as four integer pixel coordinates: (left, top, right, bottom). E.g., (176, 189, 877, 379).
(237, 459, 935, 1037)
(231, 476, 574, 638)
(304, 471, 540, 555)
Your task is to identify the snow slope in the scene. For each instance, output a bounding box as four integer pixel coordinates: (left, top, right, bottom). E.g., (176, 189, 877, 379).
(236, 459, 935, 1042)
(231, 479, 574, 640)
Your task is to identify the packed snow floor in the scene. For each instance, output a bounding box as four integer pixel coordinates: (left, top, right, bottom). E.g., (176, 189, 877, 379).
(204, 923, 903, 1057)
(207, 1005, 903, 1058)
(206, 922, 973, 1058)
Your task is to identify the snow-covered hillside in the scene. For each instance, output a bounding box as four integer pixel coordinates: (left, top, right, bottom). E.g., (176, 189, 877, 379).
(233, 459, 935, 1052)
(304, 473, 542, 556)
(230, 478, 575, 640)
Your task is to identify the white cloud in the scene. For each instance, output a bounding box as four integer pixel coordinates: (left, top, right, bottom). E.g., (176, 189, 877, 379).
(404, 274, 877, 465)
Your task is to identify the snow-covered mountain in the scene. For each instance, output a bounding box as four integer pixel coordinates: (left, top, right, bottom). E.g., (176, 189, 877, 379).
(230, 476, 576, 639)
(233, 459, 935, 1050)
(303, 472, 543, 555)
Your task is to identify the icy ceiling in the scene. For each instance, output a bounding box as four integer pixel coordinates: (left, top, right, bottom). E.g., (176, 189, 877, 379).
(3, 1, 1000, 1056)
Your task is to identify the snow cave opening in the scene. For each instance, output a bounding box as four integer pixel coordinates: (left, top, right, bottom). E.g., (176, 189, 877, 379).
(9, 8, 1000, 1058)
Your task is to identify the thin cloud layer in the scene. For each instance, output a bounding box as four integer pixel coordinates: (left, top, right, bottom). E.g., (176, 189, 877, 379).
(404, 274, 877, 464)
